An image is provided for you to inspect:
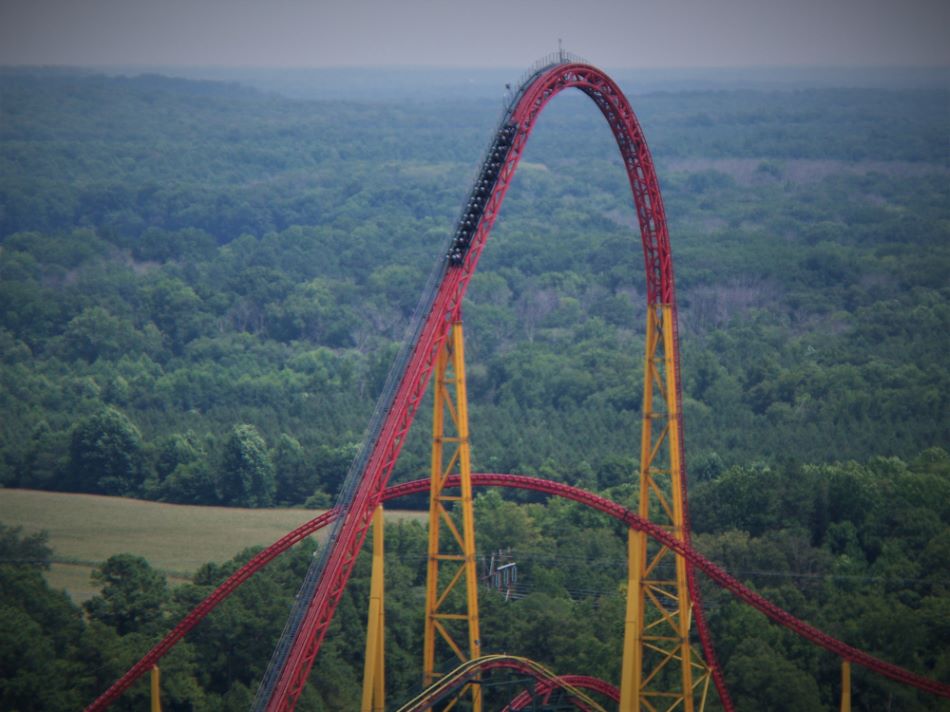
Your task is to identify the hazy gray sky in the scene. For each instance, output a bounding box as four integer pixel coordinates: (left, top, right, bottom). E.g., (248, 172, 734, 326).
(1, 0, 948, 68)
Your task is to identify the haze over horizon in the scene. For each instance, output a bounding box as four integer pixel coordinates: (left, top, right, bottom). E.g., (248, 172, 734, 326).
(1, 0, 948, 70)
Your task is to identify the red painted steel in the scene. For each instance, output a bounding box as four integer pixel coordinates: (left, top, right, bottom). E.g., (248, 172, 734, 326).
(505, 675, 620, 710)
(398, 656, 614, 712)
(86, 475, 950, 709)
(261, 61, 720, 712)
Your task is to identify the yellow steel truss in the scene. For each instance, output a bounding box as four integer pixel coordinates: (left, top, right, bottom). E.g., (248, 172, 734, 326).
(423, 321, 482, 711)
(361, 505, 386, 712)
(620, 304, 710, 711)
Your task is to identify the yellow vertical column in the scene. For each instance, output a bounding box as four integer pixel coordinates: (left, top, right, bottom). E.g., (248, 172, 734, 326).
(840, 659, 851, 712)
(423, 340, 447, 686)
(361, 505, 385, 712)
(423, 320, 482, 711)
(662, 303, 695, 705)
(620, 304, 656, 712)
(150, 665, 161, 712)
(620, 303, 706, 711)
(452, 320, 483, 678)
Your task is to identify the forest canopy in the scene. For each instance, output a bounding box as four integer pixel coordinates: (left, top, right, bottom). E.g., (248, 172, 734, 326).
(0, 71, 947, 505)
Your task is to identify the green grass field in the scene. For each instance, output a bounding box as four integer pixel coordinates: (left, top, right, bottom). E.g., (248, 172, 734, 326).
(0, 489, 425, 602)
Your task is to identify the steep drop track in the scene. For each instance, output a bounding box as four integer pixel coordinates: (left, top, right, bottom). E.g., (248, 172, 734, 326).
(86, 475, 950, 710)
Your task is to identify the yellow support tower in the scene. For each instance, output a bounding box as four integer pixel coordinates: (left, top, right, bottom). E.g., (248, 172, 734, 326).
(620, 303, 710, 711)
(361, 505, 386, 712)
(423, 320, 482, 711)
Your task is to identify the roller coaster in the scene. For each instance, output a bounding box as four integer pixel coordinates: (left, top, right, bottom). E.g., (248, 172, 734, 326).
(84, 55, 950, 711)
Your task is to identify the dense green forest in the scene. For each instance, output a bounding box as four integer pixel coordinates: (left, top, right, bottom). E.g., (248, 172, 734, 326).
(0, 68, 948, 709)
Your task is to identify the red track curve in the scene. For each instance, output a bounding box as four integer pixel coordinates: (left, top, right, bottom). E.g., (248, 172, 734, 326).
(396, 656, 618, 712)
(85, 474, 950, 710)
(506, 675, 621, 710)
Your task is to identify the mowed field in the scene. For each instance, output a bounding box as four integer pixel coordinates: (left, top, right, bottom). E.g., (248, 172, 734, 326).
(0, 489, 425, 602)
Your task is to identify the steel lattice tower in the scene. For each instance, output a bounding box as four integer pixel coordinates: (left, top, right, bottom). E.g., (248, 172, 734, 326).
(423, 320, 482, 709)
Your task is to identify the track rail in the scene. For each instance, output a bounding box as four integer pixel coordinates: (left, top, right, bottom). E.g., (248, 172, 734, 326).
(85, 475, 950, 710)
(396, 655, 611, 712)
(505, 675, 621, 711)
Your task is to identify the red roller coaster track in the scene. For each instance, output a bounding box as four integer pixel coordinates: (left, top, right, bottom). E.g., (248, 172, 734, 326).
(84, 57, 950, 710)
(85, 474, 950, 710)
(246, 56, 717, 712)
